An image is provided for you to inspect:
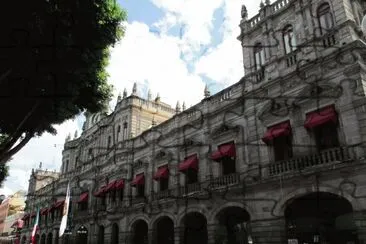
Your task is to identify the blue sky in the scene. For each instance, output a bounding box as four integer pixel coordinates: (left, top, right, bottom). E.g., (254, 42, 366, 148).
(0, 0, 261, 196)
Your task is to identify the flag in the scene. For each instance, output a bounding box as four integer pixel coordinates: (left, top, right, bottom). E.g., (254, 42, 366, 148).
(31, 208, 40, 244)
(59, 182, 70, 237)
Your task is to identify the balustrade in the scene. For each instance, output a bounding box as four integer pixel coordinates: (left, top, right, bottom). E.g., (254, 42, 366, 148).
(179, 182, 202, 196)
(210, 173, 240, 189)
(269, 146, 352, 176)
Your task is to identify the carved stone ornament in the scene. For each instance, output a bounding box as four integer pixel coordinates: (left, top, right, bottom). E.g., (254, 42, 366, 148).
(211, 124, 240, 138)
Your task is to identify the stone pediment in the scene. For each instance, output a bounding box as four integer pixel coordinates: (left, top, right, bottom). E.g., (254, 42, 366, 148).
(180, 138, 202, 149)
(132, 159, 147, 170)
(211, 124, 240, 138)
(257, 98, 296, 121)
(292, 82, 342, 107)
(155, 150, 167, 160)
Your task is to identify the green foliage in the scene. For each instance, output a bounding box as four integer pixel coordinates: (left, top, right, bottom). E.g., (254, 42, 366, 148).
(0, 162, 9, 188)
(0, 0, 127, 161)
(0, 135, 9, 186)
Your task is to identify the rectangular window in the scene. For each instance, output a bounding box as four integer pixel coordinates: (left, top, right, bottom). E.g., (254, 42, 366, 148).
(314, 122, 339, 151)
(119, 189, 124, 201)
(160, 178, 169, 191)
(101, 197, 106, 206)
(79, 202, 88, 211)
(110, 190, 116, 203)
(273, 135, 293, 161)
(222, 157, 236, 175)
(186, 169, 198, 184)
(107, 136, 111, 149)
(255, 52, 261, 70)
(137, 184, 145, 197)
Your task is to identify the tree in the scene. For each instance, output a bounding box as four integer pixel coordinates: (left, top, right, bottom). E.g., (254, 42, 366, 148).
(0, 136, 9, 186)
(0, 0, 127, 163)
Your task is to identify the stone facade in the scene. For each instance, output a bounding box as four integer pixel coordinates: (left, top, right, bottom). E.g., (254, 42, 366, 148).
(21, 0, 366, 244)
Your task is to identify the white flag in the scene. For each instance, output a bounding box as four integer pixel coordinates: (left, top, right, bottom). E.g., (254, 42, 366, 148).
(59, 182, 70, 237)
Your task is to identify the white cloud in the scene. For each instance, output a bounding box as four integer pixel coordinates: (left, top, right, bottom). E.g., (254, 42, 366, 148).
(2, 119, 80, 192)
(0, 186, 13, 197)
(150, 0, 225, 58)
(107, 21, 206, 108)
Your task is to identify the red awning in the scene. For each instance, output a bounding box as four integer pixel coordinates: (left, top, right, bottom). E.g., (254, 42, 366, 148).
(153, 166, 169, 180)
(211, 143, 236, 161)
(77, 192, 88, 203)
(40, 208, 49, 215)
(304, 105, 337, 129)
(53, 200, 65, 209)
(178, 154, 198, 172)
(262, 121, 291, 144)
(131, 174, 145, 187)
(105, 181, 117, 192)
(115, 179, 125, 189)
(94, 186, 107, 197)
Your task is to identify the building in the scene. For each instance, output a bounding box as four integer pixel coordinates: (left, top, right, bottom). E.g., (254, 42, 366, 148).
(21, 0, 366, 244)
(0, 190, 26, 235)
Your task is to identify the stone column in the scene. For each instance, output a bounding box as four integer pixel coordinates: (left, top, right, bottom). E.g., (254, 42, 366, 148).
(174, 227, 180, 244)
(148, 229, 153, 244)
(206, 223, 217, 244)
(354, 210, 366, 244)
(250, 217, 287, 244)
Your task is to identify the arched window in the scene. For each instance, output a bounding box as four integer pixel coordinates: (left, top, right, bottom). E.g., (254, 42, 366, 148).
(117, 125, 121, 141)
(317, 3, 334, 34)
(283, 25, 296, 54)
(122, 122, 128, 140)
(253, 43, 265, 71)
(65, 160, 69, 173)
(107, 136, 112, 149)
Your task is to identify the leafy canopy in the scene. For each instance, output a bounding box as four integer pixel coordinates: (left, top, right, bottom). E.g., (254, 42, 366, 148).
(0, 0, 127, 162)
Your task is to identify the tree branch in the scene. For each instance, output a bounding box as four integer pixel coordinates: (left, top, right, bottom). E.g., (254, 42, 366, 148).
(0, 101, 40, 155)
(0, 132, 33, 164)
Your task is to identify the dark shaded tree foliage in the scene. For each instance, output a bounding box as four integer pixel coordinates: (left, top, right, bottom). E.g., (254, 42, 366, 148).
(0, 136, 9, 186)
(0, 0, 127, 163)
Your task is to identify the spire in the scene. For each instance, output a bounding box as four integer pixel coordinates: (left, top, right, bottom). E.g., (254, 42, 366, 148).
(147, 89, 152, 101)
(260, 1, 265, 8)
(241, 5, 248, 19)
(117, 92, 122, 102)
(265, 0, 270, 5)
(155, 93, 160, 103)
(182, 102, 186, 111)
(74, 130, 78, 139)
(204, 84, 210, 98)
(175, 101, 181, 113)
(123, 88, 127, 98)
(132, 82, 137, 96)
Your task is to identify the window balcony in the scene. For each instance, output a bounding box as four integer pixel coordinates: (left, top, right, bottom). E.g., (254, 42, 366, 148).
(95, 204, 106, 212)
(73, 209, 90, 220)
(268, 146, 355, 176)
(151, 189, 174, 201)
(285, 52, 297, 67)
(131, 196, 146, 205)
(320, 31, 336, 48)
(179, 182, 202, 196)
(210, 173, 241, 189)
